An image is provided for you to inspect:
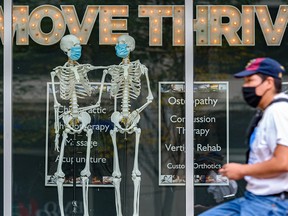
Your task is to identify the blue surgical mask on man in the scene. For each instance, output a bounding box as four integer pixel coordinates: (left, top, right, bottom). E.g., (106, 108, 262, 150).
(115, 43, 129, 58)
(69, 45, 82, 61)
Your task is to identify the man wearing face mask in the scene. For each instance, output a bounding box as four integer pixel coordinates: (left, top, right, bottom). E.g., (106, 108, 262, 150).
(199, 57, 288, 216)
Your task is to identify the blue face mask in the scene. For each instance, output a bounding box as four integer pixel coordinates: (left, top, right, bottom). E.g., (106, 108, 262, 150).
(115, 43, 129, 58)
(69, 45, 82, 61)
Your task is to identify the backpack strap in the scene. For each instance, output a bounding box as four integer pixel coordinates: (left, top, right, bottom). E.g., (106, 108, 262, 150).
(268, 98, 288, 106)
(245, 97, 288, 163)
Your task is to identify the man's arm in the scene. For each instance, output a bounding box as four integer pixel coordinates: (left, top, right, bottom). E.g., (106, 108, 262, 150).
(220, 144, 288, 180)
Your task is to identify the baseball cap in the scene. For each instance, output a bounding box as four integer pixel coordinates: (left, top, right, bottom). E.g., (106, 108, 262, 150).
(234, 57, 285, 79)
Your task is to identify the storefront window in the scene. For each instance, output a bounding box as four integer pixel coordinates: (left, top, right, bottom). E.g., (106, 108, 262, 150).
(193, 0, 288, 215)
(12, 0, 185, 215)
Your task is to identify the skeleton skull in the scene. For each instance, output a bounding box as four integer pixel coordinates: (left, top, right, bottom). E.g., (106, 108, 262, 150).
(117, 35, 135, 52)
(60, 34, 82, 60)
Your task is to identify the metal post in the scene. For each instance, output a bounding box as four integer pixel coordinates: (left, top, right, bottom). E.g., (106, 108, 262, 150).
(3, 0, 13, 215)
(185, 0, 194, 215)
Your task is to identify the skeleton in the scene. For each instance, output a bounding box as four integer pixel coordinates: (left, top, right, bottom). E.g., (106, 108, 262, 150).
(50, 34, 105, 216)
(97, 35, 153, 216)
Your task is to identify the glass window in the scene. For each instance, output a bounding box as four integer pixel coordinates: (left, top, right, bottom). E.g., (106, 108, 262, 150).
(193, 0, 288, 215)
(12, 1, 185, 215)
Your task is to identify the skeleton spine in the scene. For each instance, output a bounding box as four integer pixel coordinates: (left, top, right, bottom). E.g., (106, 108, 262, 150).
(121, 80, 130, 117)
(70, 90, 79, 119)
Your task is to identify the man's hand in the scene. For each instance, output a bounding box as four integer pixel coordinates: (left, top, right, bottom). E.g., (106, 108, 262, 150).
(219, 163, 245, 180)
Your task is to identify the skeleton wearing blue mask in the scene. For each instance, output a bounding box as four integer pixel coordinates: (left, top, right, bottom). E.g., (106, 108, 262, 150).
(97, 34, 154, 216)
(50, 34, 107, 216)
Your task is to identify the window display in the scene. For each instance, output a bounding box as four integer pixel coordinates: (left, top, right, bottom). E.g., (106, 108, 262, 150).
(9, 1, 186, 215)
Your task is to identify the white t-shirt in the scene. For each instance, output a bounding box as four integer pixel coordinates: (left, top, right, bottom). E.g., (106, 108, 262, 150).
(245, 92, 288, 195)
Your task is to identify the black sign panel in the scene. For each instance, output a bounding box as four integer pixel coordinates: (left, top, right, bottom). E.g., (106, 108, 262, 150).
(159, 82, 229, 186)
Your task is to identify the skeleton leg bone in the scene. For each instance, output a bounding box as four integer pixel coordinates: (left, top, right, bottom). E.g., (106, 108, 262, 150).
(80, 128, 92, 216)
(54, 130, 69, 216)
(132, 128, 141, 216)
(110, 128, 123, 216)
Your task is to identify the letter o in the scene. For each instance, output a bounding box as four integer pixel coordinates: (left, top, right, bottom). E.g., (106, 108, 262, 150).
(168, 97, 176, 105)
(29, 5, 66, 45)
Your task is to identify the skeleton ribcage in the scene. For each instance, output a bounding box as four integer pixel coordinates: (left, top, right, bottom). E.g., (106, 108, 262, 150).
(56, 66, 92, 101)
(109, 63, 142, 115)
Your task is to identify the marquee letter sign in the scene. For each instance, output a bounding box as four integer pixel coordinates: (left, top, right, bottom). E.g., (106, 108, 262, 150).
(1, 4, 288, 46)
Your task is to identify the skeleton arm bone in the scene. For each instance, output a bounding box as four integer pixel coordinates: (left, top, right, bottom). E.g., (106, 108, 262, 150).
(83, 64, 108, 71)
(136, 65, 153, 114)
(51, 70, 61, 151)
(79, 68, 109, 113)
(96, 68, 108, 107)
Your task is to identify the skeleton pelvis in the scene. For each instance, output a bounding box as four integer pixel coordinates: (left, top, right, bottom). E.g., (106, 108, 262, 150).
(63, 112, 91, 131)
(111, 111, 140, 131)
